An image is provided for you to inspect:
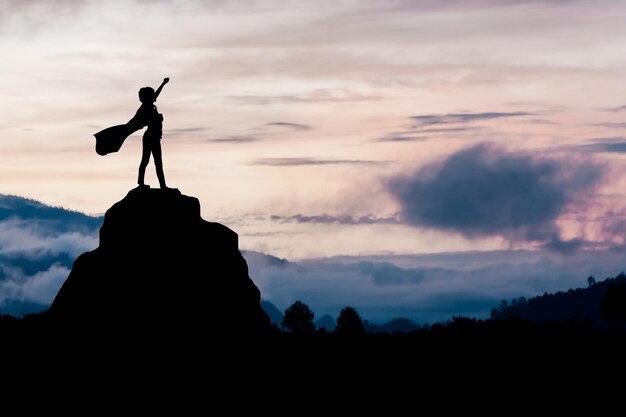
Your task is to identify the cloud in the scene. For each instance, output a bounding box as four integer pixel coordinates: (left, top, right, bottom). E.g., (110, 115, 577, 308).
(521, 118, 558, 125)
(559, 137, 626, 154)
(165, 127, 208, 138)
(205, 135, 260, 144)
(0, 195, 100, 314)
(228, 89, 383, 105)
(598, 209, 626, 251)
(250, 157, 386, 166)
(0, 263, 70, 308)
(0, 0, 87, 33)
(375, 135, 430, 143)
(0, 219, 98, 258)
(352, 261, 425, 285)
(411, 112, 533, 127)
(590, 122, 626, 129)
(387, 143, 605, 248)
(267, 122, 312, 131)
(375, 126, 483, 142)
(0, 217, 96, 312)
(271, 214, 400, 225)
(244, 248, 626, 324)
(19, 264, 71, 305)
(602, 105, 626, 112)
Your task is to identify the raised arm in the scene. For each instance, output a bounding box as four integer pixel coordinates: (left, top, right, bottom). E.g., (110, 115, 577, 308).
(154, 77, 169, 100)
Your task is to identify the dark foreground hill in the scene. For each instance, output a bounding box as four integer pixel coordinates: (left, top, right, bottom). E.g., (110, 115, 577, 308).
(491, 273, 626, 329)
(48, 187, 271, 336)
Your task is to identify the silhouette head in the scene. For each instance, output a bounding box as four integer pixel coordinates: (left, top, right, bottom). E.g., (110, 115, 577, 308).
(138, 87, 156, 104)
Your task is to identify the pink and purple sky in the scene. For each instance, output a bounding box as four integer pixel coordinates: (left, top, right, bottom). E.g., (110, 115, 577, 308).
(3, 0, 626, 322)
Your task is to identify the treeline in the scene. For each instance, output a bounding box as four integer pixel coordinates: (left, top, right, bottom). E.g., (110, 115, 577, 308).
(3, 272, 626, 340)
(490, 272, 626, 328)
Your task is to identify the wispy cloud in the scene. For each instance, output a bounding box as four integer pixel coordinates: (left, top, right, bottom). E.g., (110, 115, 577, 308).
(521, 118, 558, 125)
(589, 122, 626, 129)
(166, 127, 208, 138)
(0, 218, 97, 259)
(229, 89, 383, 105)
(203, 122, 311, 144)
(558, 137, 626, 154)
(375, 135, 430, 143)
(411, 112, 533, 127)
(375, 126, 478, 142)
(205, 135, 260, 144)
(267, 122, 312, 131)
(271, 214, 400, 225)
(250, 157, 387, 166)
(602, 105, 626, 112)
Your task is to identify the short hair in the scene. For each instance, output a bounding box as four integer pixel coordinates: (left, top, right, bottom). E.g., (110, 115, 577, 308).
(138, 87, 155, 102)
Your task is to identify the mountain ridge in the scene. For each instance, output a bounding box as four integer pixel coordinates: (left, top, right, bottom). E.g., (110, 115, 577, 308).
(491, 272, 626, 328)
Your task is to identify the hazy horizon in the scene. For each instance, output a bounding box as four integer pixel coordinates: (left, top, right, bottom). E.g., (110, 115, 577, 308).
(2, 191, 625, 324)
(3, 1, 626, 322)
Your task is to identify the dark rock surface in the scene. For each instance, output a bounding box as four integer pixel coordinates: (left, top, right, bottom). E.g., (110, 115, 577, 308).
(50, 187, 271, 336)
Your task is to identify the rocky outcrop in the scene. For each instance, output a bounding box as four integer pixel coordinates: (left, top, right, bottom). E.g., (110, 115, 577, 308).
(50, 187, 271, 336)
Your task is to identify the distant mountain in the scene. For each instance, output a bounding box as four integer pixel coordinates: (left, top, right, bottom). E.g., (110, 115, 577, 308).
(241, 250, 292, 271)
(0, 300, 48, 316)
(0, 194, 102, 233)
(0, 194, 102, 316)
(261, 299, 283, 327)
(365, 318, 421, 334)
(491, 273, 626, 328)
(315, 314, 336, 332)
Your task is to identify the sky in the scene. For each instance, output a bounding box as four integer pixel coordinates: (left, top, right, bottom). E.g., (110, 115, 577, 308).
(3, 0, 626, 323)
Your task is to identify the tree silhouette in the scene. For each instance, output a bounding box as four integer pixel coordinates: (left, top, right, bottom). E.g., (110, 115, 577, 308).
(587, 276, 596, 287)
(334, 306, 365, 336)
(281, 300, 315, 335)
(601, 282, 626, 324)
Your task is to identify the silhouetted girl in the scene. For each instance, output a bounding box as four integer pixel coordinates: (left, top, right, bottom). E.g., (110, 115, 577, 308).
(132, 78, 169, 189)
(94, 77, 172, 190)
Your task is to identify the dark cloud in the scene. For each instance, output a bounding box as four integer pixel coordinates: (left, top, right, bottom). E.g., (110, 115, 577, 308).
(267, 122, 312, 131)
(271, 214, 400, 225)
(602, 105, 626, 112)
(543, 238, 587, 255)
(410, 127, 479, 134)
(206, 135, 260, 144)
(598, 209, 626, 252)
(521, 118, 558, 125)
(589, 122, 626, 129)
(375, 135, 429, 142)
(387, 143, 605, 247)
(583, 142, 626, 154)
(560, 138, 626, 154)
(411, 112, 532, 127)
(375, 127, 478, 142)
(204, 123, 312, 144)
(250, 157, 386, 166)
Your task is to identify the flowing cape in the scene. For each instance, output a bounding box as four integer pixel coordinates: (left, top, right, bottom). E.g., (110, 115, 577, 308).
(94, 123, 140, 156)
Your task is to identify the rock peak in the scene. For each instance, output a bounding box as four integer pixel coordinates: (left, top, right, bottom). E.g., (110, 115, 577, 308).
(50, 188, 271, 336)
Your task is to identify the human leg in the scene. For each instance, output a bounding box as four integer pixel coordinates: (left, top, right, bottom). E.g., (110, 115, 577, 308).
(138, 136, 152, 186)
(152, 140, 167, 189)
